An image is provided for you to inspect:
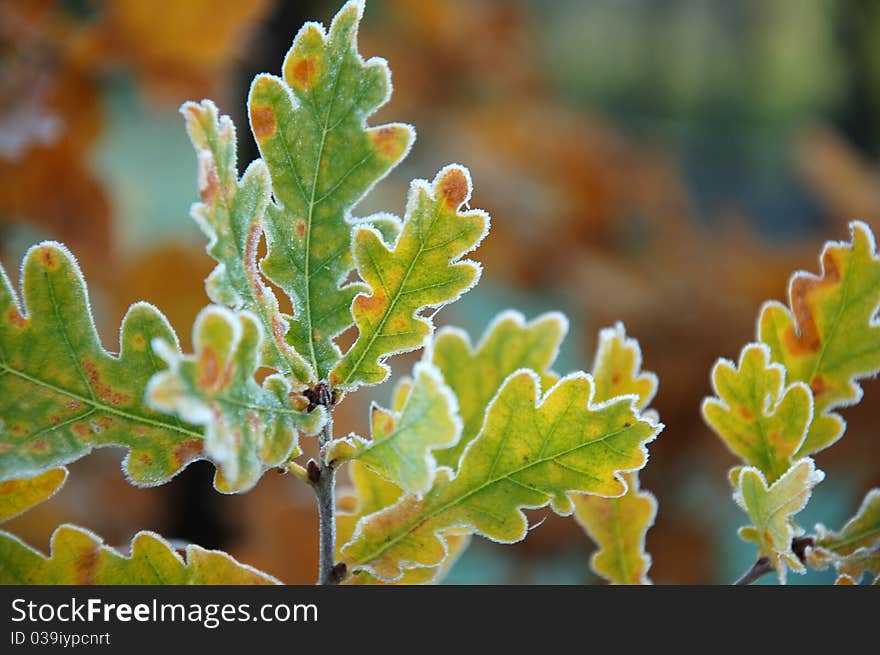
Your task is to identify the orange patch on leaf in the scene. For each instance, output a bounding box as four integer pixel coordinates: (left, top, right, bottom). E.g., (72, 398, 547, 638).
(250, 106, 276, 140)
(29, 438, 48, 452)
(131, 334, 147, 351)
(738, 405, 754, 420)
(810, 375, 827, 398)
(436, 168, 469, 209)
(290, 56, 317, 89)
(39, 246, 61, 271)
(173, 439, 204, 466)
(200, 160, 221, 204)
(354, 291, 388, 318)
(198, 347, 220, 389)
(371, 127, 403, 159)
(295, 219, 306, 238)
(6, 307, 27, 328)
(785, 249, 842, 355)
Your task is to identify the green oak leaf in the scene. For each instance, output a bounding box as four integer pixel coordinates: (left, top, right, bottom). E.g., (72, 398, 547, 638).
(0, 243, 204, 485)
(0, 468, 67, 524)
(810, 489, 880, 582)
(759, 221, 880, 456)
(147, 306, 323, 494)
(574, 472, 656, 585)
(732, 458, 824, 583)
(337, 460, 469, 585)
(330, 165, 489, 391)
(327, 361, 460, 495)
(0, 525, 278, 584)
(573, 323, 658, 585)
(703, 343, 813, 482)
(181, 99, 311, 382)
(249, 0, 414, 382)
(430, 311, 567, 471)
(341, 370, 661, 581)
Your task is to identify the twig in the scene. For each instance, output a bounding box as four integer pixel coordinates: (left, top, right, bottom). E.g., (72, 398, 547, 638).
(733, 536, 814, 585)
(734, 557, 773, 585)
(312, 416, 343, 585)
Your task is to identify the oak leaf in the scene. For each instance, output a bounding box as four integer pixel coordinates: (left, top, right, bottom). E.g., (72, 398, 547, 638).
(0, 243, 204, 485)
(0, 468, 67, 524)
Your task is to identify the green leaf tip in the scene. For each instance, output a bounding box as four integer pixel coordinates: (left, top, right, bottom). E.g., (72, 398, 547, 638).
(249, 0, 415, 384)
(147, 305, 324, 494)
(0, 241, 205, 486)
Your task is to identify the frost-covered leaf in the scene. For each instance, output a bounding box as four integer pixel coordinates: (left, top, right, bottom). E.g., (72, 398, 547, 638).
(249, 0, 414, 382)
(331, 166, 489, 390)
(336, 460, 468, 585)
(182, 99, 311, 381)
(759, 221, 880, 455)
(810, 489, 880, 582)
(703, 344, 813, 482)
(327, 361, 460, 495)
(573, 472, 656, 585)
(733, 458, 824, 582)
(0, 525, 278, 584)
(341, 370, 661, 581)
(147, 306, 323, 493)
(0, 468, 67, 524)
(572, 323, 657, 585)
(430, 311, 567, 471)
(0, 243, 204, 485)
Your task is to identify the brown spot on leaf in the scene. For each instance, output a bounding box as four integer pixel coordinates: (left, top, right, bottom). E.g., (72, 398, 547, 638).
(29, 439, 47, 452)
(290, 56, 317, 89)
(785, 249, 841, 355)
(250, 106, 276, 140)
(173, 439, 204, 466)
(436, 168, 469, 209)
(611, 372, 622, 386)
(39, 246, 60, 270)
(6, 307, 27, 328)
(72, 423, 90, 438)
(354, 290, 388, 318)
(295, 219, 306, 238)
(65, 400, 83, 411)
(738, 405, 754, 420)
(811, 375, 827, 398)
(131, 333, 147, 351)
(392, 316, 408, 331)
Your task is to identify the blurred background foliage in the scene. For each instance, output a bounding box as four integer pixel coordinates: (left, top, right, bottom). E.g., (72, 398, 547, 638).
(1, 0, 879, 584)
